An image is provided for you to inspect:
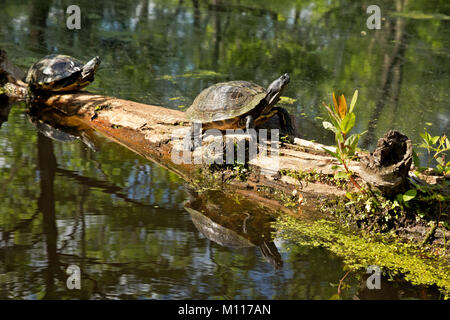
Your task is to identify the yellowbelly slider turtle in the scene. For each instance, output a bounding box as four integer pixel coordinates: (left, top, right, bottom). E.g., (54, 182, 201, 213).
(25, 54, 101, 92)
(184, 73, 292, 150)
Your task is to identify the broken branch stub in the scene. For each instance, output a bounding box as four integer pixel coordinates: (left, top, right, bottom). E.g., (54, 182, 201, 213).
(357, 130, 413, 193)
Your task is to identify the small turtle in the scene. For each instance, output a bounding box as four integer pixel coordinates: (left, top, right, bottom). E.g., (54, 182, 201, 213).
(184, 73, 292, 150)
(25, 54, 101, 92)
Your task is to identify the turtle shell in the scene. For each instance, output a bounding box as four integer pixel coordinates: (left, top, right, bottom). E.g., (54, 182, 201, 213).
(186, 81, 267, 123)
(25, 54, 84, 89)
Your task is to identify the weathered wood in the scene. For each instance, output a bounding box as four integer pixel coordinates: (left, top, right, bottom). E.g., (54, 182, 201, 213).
(359, 130, 413, 193)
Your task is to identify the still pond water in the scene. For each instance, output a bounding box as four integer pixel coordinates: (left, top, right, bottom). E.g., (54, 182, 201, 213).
(0, 0, 449, 299)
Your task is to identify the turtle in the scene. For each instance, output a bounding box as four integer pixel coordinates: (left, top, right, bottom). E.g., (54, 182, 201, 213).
(184, 73, 293, 150)
(25, 54, 101, 92)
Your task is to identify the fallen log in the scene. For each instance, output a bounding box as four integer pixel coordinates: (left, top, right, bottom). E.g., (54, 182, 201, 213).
(0, 50, 445, 216)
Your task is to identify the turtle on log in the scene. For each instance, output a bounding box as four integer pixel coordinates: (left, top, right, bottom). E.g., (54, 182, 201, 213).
(184, 73, 293, 150)
(25, 54, 101, 92)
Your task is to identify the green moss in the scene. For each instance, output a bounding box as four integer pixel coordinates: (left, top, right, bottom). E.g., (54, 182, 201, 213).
(208, 161, 250, 182)
(319, 186, 449, 235)
(273, 216, 450, 298)
(192, 162, 249, 192)
(256, 185, 298, 208)
(280, 168, 348, 189)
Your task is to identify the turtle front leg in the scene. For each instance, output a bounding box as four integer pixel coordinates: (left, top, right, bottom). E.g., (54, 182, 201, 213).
(183, 122, 202, 151)
(272, 107, 295, 135)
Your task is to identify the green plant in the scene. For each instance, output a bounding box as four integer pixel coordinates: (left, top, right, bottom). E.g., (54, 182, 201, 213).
(417, 131, 450, 174)
(321, 90, 366, 191)
(232, 161, 248, 181)
(395, 189, 417, 208)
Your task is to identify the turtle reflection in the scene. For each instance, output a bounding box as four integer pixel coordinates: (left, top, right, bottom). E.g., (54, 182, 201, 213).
(0, 95, 12, 127)
(27, 105, 101, 152)
(184, 189, 283, 269)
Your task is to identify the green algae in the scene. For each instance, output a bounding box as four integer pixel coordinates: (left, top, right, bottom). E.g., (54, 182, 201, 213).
(279, 96, 297, 105)
(390, 11, 450, 21)
(273, 215, 450, 298)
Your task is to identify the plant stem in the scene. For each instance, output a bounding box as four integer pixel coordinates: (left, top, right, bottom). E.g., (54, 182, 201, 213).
(337, 270, 351, 297)
(342, 159, 364, 193)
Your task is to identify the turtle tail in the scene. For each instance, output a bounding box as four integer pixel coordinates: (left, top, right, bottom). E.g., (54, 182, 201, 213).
(81, 56, 101, 81)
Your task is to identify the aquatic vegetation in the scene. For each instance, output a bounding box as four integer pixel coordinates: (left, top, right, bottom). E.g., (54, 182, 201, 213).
(313, 91, 448, 239)
(416, 131, 450, 175)
(278, 96, 297, 105)
(321, 90, 365, 191)
(390, 11, 450, 21)
(158, 70, 222, 82)
(273, 215, 450, 298)
(321, 182, 449, 238)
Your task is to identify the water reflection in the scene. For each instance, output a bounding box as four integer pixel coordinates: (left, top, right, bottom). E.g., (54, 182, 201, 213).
(0, 96, 12, 127)
(37, 132, 60, 299)
(27, 106, 101, 152)
(184, 189, 283, 269)
(361, 1, 409, 148)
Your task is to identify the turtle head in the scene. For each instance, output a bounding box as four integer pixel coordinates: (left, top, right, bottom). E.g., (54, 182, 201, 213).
(81, 56, 101, 79)
(266, 73, 290, 105)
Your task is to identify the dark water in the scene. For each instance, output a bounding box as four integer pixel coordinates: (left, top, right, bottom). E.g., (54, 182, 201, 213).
(0, 0, 449, 299)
